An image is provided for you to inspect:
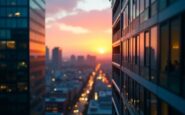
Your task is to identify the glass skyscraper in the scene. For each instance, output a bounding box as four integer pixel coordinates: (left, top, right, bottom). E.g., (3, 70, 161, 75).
(112, 0, 185, 115)
(0, 0, 45, 114)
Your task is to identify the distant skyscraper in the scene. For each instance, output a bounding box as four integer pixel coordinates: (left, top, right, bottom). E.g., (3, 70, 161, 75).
(86, 55, 96, 67)
(112, 0, 185, 115)
(0, 0, 45, 114)
(46, 46, 50, 63)
(52, 47, 62, 69)
(77, 55, 85, 65)
(70, 55, 76, 64)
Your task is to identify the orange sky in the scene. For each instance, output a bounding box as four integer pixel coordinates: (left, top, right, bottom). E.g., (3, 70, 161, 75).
(46, 0, 112, 59)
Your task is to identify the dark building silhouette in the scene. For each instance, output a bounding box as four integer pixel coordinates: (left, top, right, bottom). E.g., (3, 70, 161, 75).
(70, 55, 76, 64)
(77, 55, 85, 65)
(52, 47, 62, 69)
(46, 46, 50, 63)
(112, 0, 185, 115)
(0, 0, 45, 114)
(86, 55, 96, 67)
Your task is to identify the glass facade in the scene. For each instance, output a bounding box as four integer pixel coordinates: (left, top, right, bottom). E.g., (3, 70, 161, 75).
(0, 0, 45, 114)
(112, 0, 185, 114)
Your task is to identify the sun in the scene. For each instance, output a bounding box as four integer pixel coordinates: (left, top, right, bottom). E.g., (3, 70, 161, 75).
(98, 48, 106, 54)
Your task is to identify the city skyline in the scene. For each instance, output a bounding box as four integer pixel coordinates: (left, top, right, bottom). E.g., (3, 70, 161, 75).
(46, 0, 112, 59)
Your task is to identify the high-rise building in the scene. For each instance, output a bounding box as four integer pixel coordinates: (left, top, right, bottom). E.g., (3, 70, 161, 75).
(112, 0, 185, 115)
(46, 46, 50, 63)
(0, 0, 45, 114)
(86, 55, 96, 67)
(70, 55, 76, 64)
(52, 47, 62, 69)
(77, 55, 85, 65)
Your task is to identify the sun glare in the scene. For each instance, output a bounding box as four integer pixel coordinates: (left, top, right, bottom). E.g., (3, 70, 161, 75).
(98, 48, 106, 54)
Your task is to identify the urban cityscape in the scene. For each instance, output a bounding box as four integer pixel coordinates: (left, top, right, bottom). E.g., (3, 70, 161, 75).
(0, 0, 185, 115)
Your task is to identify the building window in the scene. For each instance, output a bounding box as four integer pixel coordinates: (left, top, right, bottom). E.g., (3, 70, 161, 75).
(132, 37, 136, 64)
(136, 0, 140, 17)
(145, 0, 149, 8)
(136, 35, 140, 65)
(7, 41, 16, 49)
(0, 41, 6, 49)
(145, 32, 150, 67)
(160, 22, 169, 88)
(159, 0, 167, 11)
(140, 32, 144, 67)
(169, 17, 181, 94)
(133, 0, 136, 19)
(151, 0, 158, 16)
(17, 61, 27, 69)
(151, 26, 158, 82)
(17, 83, 28, 92)
(140, 0, 145, 13)
(124, 5, 128, 29)
(160, 17, 181, 95)
(150, 94, 158, 115)
(129, 38, 132, 63)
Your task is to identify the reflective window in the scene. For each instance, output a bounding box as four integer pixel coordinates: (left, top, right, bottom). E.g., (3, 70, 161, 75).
(17, 82, 28, 92)
(17, 19, 27, 28)
(7, 19, 16, 28)
(151, 0, 156, 3)
(150, 94, 158, 115)
(7, 0, 16, 5)
(136, 0, 140, 16)
(151, 0, 157, 16)
(129, 38, 132, 63)
(0, 8, 6, 16)
(0, 19, 6, 28)
(170, 17, 181, 94)
(17, 8, 28, 17)
(140, 32, 144, 66)
(132, 37, 136, 64)
(136, 36, 140, 65)
(145, 32, 150, 67)
(140, 0, 144, 13)
(17, 61, 27, 69)
(159, 0, 167, 11)
(17, 0, 28, 5)
(7, 41, 16, 49)
(0, 41, 6, 49)
(160, 23, 169, 87)
(151, 26, 158, 82)
(0, 30, 10, 39)
(145, 0, 149, 8)
(0, 0, 6, 5)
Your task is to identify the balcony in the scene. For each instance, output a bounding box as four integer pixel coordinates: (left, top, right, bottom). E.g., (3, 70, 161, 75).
(113, 29, 121, 42)
(112, 54, 121, 64)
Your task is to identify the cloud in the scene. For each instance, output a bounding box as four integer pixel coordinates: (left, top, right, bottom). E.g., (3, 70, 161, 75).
(76, 0, 111, 11)
(59, 23, 90, 34)
(46, 10, 78, 24)
(59, 9, 112, 31)
(46, 0, 79, 14)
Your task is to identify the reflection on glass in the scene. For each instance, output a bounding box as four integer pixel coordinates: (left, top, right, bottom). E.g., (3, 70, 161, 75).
(160, 23, 169, 87)
(136, 36, 140, 65)
(140, 32, 144, 66)
(170, 18, 180, 94)
(145, 32, 150, 67)
(151, 26, 158, 82)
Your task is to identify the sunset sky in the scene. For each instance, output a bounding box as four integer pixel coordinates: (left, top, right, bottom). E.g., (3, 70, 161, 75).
(46, 0, 112, 59)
